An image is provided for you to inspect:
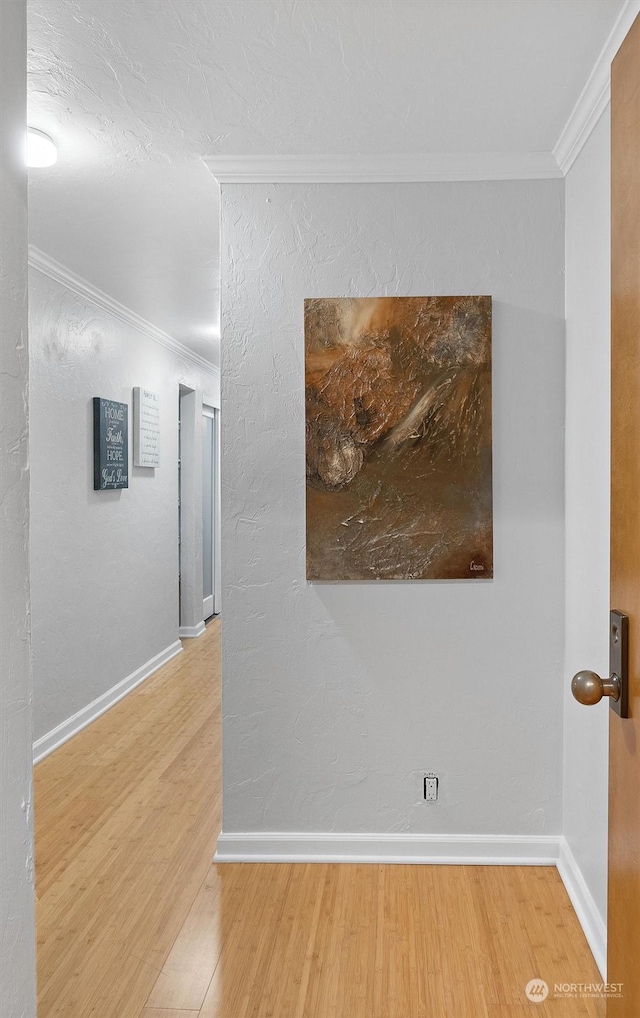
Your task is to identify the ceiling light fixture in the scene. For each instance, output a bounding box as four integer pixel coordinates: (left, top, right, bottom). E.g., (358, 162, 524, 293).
(26, 127, 57, 168)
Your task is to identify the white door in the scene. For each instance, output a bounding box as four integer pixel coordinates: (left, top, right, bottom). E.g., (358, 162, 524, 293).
(202, 407, 220, 619)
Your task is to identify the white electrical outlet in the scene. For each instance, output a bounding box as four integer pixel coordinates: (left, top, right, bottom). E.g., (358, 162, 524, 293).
(423, 774, 439, 802)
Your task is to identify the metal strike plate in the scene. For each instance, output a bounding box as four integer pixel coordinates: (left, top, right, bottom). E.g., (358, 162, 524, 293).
(610, 609, 629, 718)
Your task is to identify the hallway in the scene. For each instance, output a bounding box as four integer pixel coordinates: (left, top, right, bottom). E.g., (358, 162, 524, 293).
(35, 620, 604, 1018)
(35, 622, 221, 1016)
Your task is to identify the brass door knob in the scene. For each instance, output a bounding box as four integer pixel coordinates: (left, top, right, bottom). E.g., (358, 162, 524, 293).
(571, 670, 621, 706)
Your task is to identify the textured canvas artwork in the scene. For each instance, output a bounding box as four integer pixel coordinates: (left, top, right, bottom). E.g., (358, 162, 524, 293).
(305, 296, 493, 580)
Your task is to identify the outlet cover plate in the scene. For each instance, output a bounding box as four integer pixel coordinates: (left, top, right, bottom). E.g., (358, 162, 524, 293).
(424, 773, 439, 802)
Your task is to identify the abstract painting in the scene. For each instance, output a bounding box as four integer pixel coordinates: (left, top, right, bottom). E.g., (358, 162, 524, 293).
(305, 296, 493, 580)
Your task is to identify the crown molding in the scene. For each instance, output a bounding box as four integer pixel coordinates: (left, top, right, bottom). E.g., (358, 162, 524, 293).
(554, 0, 640, 174)
(28, 246, 220, 379)
(205, 151, 562, 184)
(208, 1, 640, 188)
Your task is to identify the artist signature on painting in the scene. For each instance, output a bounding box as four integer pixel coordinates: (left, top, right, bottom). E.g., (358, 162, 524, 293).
(470, 560, 485, 572)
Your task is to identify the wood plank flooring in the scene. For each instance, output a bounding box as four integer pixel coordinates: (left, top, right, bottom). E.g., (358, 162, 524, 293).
(35, 619, 605, 1017)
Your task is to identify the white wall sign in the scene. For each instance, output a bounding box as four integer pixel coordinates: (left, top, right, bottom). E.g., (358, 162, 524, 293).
(133, 387, 160, 467)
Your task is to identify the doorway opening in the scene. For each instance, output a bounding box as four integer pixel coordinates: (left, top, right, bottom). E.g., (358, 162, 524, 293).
(202, 405, 221, 620)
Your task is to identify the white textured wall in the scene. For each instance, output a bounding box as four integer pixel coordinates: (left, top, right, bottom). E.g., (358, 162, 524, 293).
(220, 180, 565, 836)
(0, 0, 37, 1013)
(29, 269, 218, 743)
(564, 111, 611, 927)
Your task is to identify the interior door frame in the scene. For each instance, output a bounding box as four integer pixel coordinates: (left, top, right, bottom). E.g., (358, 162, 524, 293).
(202, 404, 221, 619)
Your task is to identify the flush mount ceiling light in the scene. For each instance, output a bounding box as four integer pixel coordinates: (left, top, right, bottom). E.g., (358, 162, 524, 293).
(26, 127, 57, 168)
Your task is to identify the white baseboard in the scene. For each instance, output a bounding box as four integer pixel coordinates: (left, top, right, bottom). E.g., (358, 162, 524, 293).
(178, 621, 205, 638)
(33, 640, 183, 764)
(557, 837, 607, 979)
(214, 831, 561, 866)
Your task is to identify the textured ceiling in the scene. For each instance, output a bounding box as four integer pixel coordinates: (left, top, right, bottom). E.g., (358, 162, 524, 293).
(26, 0, 625, 365)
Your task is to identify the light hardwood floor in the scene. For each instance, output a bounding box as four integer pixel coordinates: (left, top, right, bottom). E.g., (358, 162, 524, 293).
(36, 619, 605, 1017)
